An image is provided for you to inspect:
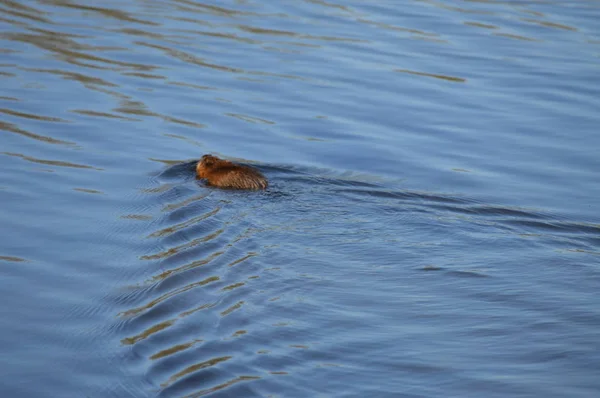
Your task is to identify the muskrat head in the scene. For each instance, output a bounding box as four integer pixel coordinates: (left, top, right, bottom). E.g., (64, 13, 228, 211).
(196, 154, 220, 178)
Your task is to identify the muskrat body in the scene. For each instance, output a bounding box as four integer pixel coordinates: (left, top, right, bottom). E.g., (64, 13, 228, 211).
(196, 154, 268, 190)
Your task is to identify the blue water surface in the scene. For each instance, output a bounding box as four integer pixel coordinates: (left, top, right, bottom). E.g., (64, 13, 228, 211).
(1, 1, 599, 397)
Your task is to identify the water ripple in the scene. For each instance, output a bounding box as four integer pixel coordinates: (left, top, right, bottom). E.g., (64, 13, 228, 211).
(147, 208, 221, 239)
(0, 107, 70, 122)
(2, 151, 101, 170)
(394, 68, 467, 83)
(48, 1, 160, 26)
(161, 355, 232, 389)
(119, 275, 220, 319)
(0, 120, 76, 146)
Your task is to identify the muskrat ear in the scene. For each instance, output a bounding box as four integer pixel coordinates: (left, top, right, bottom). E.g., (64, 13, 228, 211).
(201, 154, 215, 166)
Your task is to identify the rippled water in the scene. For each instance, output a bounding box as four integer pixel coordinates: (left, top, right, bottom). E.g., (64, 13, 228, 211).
(1, 1, 599, 397)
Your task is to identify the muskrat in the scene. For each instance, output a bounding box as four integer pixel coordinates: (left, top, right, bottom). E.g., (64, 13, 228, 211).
(196, 154, 268, 190)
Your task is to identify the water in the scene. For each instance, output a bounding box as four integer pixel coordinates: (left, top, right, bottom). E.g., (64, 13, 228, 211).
(1, 0, 599, 397)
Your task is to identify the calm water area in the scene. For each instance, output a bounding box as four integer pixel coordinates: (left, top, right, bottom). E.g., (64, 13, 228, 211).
(1, 1, 599, 397)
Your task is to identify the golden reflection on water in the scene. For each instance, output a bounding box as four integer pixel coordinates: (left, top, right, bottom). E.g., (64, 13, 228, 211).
(167, 81, 219, 91)
(173, 1, 247, 17)
(175, 29, 261, 45)
(110, 97, 206, 127)
(306, 0, 353, 13)
(121, 319, 176, 345)
(0, 0, 49, 24)
(237, 24, 368, 43)
(0, 107, 69, 122)
(494, 32, 539, 42)
(357, 18, 438, 37)
(148, 251, 225, 283)
(71, 109, 140, 121)
(140, 230, 224, 260)
(136, 41, 244, 73)
(0, 255, 27, 262)
(0, 120, 76, 146)
(220, 300, 244, 317)
(422, 0, 494, 15)
(160, 356, 232, 388)
(179, 301, 218, 318)
(161, 193, 211, 213)
(2, 151, 101, 170)
(464, 21, 498, 30)
(230, 330, 246, 337)
(147, 208, 220, 238)
(4, 30, 155, 71)
(47, 0, 159, 26)
(118, 275, 220, 318)
(120, 214, 154, 221)
(172, 0, 282, 18)
(140, 183, 174, 194)
(228, 252, 258, 267)
(150, 338, 204, 361)
(225, 113, 275, 125)
(73, 187, 104, 194)
(114, 27, 187, 46)
(119, 299, 218, 350)
(147, 158, 191, 166)
(394, 69, 466, 83)
(521, 18, 577, 32)
(221, 281, 245, 292)
(123, 71, 165, 79)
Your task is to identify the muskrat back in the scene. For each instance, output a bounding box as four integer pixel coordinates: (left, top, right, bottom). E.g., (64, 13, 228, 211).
(196, 154, 268, 190)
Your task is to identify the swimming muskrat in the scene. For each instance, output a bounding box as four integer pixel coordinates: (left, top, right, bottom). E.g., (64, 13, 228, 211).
(196, 154, 268, 190)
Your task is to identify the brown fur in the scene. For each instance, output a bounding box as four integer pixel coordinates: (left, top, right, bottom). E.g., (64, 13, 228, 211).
(196, 154, 268, 190)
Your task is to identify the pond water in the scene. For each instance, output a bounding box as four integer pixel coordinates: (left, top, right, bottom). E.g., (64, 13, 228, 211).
(1, 1, 599, 397)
